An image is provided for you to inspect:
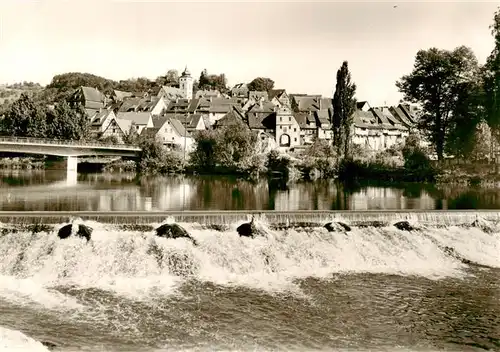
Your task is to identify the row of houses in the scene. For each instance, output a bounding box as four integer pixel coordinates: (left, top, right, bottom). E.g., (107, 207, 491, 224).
(69, 71, 420, 154)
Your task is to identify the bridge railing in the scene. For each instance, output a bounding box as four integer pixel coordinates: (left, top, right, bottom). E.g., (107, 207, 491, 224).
(0, 136, 141, 150)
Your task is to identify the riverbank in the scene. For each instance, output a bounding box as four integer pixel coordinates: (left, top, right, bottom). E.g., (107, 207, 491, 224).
(0, 157, 45, 170)
(2, 154, 500, 187)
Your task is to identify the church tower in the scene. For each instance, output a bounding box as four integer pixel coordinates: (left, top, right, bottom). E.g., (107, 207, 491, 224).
(179, 66, 194, 100)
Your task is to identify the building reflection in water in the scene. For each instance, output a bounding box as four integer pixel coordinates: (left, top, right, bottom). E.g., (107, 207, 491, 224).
(0, 170, 492, 211)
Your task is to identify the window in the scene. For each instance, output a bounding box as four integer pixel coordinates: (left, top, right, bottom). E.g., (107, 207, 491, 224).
(289, 116, 291, 121)
(294, 138, 297, 142)
(280, 117, 282, 122)
(294, 128, 297, 132)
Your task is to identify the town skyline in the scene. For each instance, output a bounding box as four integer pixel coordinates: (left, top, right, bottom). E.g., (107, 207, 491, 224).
(0, 0, 498, 106)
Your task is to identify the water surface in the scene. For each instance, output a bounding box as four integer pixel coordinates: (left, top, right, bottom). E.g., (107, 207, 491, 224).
(1, 170, 499, 211)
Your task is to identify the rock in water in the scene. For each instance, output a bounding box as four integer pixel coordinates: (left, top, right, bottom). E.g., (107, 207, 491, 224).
(324, 222, 351, 232)
(237, 222, 254, 237)
(470, 218, 494, 234)
(41, 341, 57, 350)
(155, 223, 197, 244)
(58, 224, 93, 241)
(393, 221, 414, 231)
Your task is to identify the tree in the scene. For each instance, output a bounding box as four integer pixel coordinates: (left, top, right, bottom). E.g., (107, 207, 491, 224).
(189, 124, 258, 173)
(198, 69, 227, 93)
(446, 74, 485, 159)
(46, 101, 90, 141)
(2, 93, 47, 138)
(396, 46, 480, 161)
(247, 77, 274, 92)
(484, 8, 500, 152)
(166, 69, 179, 84)
(332, 61, 357, 159)
(136, 138, 184, 174)
(123, 125, 140, 145)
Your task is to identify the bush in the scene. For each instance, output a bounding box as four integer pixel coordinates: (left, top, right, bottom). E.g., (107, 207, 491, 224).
(189, 124, 260, 175)
(99, 135, 120, 145)
(137, 138, 185, 174)
(266, 149, 291, 174)
(402, 134, 432, 171)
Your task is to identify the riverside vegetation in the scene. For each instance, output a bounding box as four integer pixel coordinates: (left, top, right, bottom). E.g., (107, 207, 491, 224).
(1, 8, 500, 186)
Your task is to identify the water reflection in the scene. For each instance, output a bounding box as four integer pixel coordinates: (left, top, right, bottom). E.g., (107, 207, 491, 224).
(0, 170, 498, 211)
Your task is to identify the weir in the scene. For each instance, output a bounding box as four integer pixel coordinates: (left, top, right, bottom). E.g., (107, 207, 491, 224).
(0, 210, 500, 226)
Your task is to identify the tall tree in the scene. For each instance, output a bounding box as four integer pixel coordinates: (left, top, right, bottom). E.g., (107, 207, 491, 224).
(332, 61, 357, 159)
(198, 69, 227, 93)
(247, 77, 275, 92)
(484, 8, 500, 150)
(2, 93, 47, 138)
(46, 101, 90, 141)
(396, 46, 480, 160)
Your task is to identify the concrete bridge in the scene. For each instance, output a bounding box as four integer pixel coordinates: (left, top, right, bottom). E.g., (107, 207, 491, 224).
(0, 137, 141, 184)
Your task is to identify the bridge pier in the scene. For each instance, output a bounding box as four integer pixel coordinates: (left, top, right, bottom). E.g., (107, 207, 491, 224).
(66, 156, 78, 186)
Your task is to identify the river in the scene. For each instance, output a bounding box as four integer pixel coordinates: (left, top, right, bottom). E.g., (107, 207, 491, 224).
(0, 170, 499, 352)
(0, 169, 499, 211)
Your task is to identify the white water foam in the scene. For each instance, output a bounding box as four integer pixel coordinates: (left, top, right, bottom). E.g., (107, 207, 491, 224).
(0, 219, 498, 308)
(0, 326, 49, 352)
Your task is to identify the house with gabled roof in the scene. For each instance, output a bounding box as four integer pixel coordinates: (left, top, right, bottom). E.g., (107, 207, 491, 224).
(142, 116, 194, 152)
(268, 89, 290, 108)
(293, 112, 317, 145)
(117, 96, 167, 116)
(69, 86, 107, 117)
(112, 90, 133, 102)
(88, 109, 133, 143)
(231, 83, 249, 98)
(213, 106, 247, 129)
(248, 91, 269, 102)
(157, 86, 185, 101)
(115, 111, 154, 135)
(351, 104, 410, 151)
(90, 109, 115, 135)
(246, 101, 276, 135)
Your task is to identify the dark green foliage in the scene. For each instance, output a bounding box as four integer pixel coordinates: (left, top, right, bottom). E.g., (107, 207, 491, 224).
(247, 77, 275, 92)
(1, 93, 47, 138)
(122, 125, 140, 145)
(99, 135, 120, 145)
(190, 124, 259, 174)
(47, 72, 115, 95)
(137, 138, 184, 174)
(402, 134, 433, 172)
(299, 139, 338, 178)
(265, 150, 291, 175)
(189, 130, 218, 171)
(46, 101, 90, 140)
(6, 82, 42, 89)
(484, 8, 500, 141)
(396, 46, 481, 160)
(156, 69, 179, 87)
(198, 69, 227, 93)
(332, 61, 357, 159)
(115, 77, 156, 93)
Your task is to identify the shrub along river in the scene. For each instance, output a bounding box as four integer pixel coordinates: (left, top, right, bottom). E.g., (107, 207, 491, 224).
(0, 169, 499, 211)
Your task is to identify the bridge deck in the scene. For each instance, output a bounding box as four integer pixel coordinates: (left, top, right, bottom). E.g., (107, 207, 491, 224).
(0, 136, 141, 151)
(0, 210, 498, 226)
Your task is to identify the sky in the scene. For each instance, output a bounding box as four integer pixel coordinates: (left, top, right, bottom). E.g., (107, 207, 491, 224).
(0, 0, 498, 106)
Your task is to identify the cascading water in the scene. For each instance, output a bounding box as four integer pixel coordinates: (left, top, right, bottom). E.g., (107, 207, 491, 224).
(0, 215, 499, 351)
